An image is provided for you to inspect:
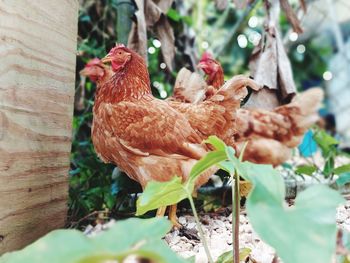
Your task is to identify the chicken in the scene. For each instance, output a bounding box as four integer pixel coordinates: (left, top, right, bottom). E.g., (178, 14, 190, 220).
(172, 53, 324, 166)
(80, 58, 113, 86)
(233, 89, 323, 165)
(197, 51, 224, 89)
(90, 44, 260, 226)
(167, 52, 223, 104)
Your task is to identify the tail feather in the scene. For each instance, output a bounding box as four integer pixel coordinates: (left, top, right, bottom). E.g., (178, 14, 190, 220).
(210, 75, 262, 106)
(275, 87, 324, 146)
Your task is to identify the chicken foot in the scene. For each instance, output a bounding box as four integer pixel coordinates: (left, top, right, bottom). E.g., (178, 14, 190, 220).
(155, 205, 182, 229)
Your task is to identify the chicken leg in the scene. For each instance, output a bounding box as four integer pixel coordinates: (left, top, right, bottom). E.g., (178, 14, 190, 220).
(169, 204, 182, 229)
(156, 206, 166, 217)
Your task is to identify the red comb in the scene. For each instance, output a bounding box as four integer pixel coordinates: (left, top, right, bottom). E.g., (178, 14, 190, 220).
(86, 58, 102, 67)
(108, 43, 127, 55)
(200, 51, 214, 61)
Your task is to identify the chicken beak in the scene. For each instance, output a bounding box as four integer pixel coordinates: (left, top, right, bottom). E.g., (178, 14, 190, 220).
(79, 68, 89, 76)
(197, 61, 208, 70)
(101, 54, 112, 64)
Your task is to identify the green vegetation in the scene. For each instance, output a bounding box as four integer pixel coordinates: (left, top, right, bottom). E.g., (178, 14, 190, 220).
(1, 137, 346, 263)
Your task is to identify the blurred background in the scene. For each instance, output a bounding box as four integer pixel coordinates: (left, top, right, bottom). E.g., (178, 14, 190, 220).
(69, 0, 350, 227)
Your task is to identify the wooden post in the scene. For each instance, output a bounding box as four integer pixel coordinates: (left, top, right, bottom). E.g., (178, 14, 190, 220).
(0, 0, 78, 253)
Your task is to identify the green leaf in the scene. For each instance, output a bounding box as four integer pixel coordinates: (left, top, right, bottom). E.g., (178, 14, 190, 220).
(136, 176, 189, 216)
(216, 248, 251, 263)
(235, 162, 285, 202)
(246, 165, 344, 263)
(204, 136, 226, 151)
(218, 160, 235, 174)
(313, 130, 338, 155)
(334, 164, 350, 175)
(189, 151, 226, 182)
(336, 173, 350, 186)
(295, 165, 317, 175)
(323, 156, 335, 177)
(0, 218, 187, 263)
(167, 8, 181, 22)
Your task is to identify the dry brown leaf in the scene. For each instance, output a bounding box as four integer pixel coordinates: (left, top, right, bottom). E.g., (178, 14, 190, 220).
(245, 31, 280, 110)
(275, 30, 296, 102)
(279, 0, 303, 34)
(246, 29, 296, 109)
(245, 0, 297, 109)
(128, 0, 175, 70)
(127, 0, 148, 62)
(155, 16, 175, 71)
(244, 88, 280, 110)
(252, 34, 278, 91)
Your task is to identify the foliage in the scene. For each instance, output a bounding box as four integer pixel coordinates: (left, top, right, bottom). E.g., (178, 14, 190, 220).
(137, 136, 344, 263)
(294, 128, 350, 184)
(0, 218, 187, 263)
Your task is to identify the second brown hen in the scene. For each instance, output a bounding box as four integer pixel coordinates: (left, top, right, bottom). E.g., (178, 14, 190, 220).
(172, 53, 323, 166)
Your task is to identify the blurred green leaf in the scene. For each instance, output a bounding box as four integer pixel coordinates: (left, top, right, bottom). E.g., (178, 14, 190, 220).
(295, 165, 317, 176)
(216, 248, 251, 263)
(246, 167, 344, 263)
(334, 164, 350, 175)
(336, 173, 350, 187)
(167, 8, 181, 22)
(314, 130, 339, 155)
(0, 218, 187, 263)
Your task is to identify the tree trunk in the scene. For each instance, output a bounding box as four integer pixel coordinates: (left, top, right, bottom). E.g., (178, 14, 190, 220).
(0, 0, 78, 253)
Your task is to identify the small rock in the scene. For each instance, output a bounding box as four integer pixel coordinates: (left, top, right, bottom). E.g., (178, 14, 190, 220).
(178, 216, 186, 225)
(187, 222, 197, 229)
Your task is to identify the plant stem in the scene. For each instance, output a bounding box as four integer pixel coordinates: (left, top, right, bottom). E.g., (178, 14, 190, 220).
(232, 171, 240, 263)
(188, 194, 214, 263)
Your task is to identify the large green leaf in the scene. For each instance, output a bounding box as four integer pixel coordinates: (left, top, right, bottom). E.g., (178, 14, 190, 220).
(0, 218, 187, 263)
(244, 162, 344, 263)
(235, 162, 285, 203)
(189, 151, 226, 182)
(136, 176, 190, 216)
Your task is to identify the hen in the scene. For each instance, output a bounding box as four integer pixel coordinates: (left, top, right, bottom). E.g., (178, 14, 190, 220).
(80, 58, 112, 87)
(172, 53, 324, 166)
(90, 45, 260, 226)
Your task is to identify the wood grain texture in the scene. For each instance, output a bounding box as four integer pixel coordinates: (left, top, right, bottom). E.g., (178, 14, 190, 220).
(0, 0, 78, 253)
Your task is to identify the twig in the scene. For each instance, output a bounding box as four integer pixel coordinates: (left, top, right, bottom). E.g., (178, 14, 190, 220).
(188, 193, 214, 263)
(232, 171, 240, 263)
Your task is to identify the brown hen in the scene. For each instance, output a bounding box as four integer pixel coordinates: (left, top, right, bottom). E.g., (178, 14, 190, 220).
(90, 45, 260, 226)
(172, 53, 323, 166)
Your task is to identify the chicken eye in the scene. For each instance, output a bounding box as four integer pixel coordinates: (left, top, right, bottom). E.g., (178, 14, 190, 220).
(118, 52, 122, 55)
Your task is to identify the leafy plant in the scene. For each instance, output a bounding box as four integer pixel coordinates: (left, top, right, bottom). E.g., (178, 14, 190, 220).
(0, 218, 187, 263)
(137, 136, 344, 263)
